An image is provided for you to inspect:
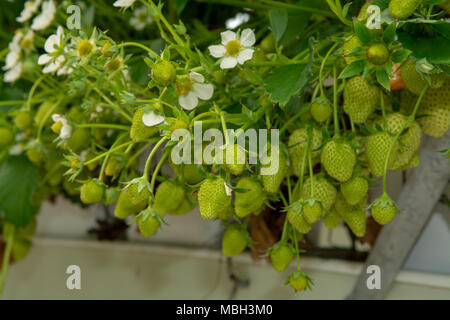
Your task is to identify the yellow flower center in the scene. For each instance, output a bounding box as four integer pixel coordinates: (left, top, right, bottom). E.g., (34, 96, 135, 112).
(176, 77, 193, 96)
(77, 40, 93, 57)
(225, 40, 241, 56)
(138, 13, 148, 23)
(106, 58, 121, 72)
(51, 122, 62, 134)
(21, 38, 32, 49)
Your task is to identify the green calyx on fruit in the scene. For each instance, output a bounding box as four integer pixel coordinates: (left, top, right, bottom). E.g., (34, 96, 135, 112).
(222, 225, 248, 257)
(80, 179, 105, 204)
(135, 208, 164, 237)
(366, 42, 390, 66)
(302, 199, 323, 225)
(369, 193, 398, 225)
(114, 178, 151, 219)
(286, 271, 311, 292)
(151, 60, 177, 87)
(300, 176, 337, 211)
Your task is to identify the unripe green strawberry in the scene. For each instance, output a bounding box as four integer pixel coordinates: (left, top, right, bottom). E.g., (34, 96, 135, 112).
(261, 148, 288, 194)
(172, 163, 205, 185)
(114, 179, 151, 219)
(343, 76, 379, 124)
(389, 0, 422, 20)
(67, 128, 90, 152)
(222, 225, 248, 257)
(171, 193, 197, 215)
(357, 2, 371, 20)
(399, 89, 418, 115)
(323, 208, 341, 229)
(300, 176, 337, 210)
(137, 211, 160, 237)
(270, 244, 294, 272)
(260, 33, 276, 53)
(321, 139, 356, 182)
(222, 144, 246, 176)
(365, 132, 398, 177)
(152, 60, 176, 87)
(401, 61, 447, 95)
(234, 177, 265, 218)
(310, 98, 332, 123)
(12, 238, 31, 261)
(340, 176, 369, 205)
(382, 113, 421, 169)
(343, 209, 367, 237)
(417, 79, 450, 138)
(343, 35, 363, 64)
(198, 177, 231, 219)
(130, 107, 160, 142)
(288, 127, 322, 176)
(105, 156, 123, 176)
(370, 193, 398, 225)
(26, 146, 45, 164)
(0, 128, 13, 147)
(287, 206, 312, 234)
(395, 152, 420, 171)
(80, 180, 104, 204)
(153, 180, 185, 215)
(287, 271, 308, 291)
(63, 177, 81, 196)
(15, 112, 32, 130)
(34, 101, 57, 127)
(302, 201, 322, 225)
(366, 42, 390, 66)
(218, 204, 234, 220)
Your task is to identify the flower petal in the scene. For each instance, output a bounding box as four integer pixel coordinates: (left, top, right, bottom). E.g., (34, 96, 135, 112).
(237, 48, 254, 65)
(220, 57, 238, 69)
(44, 34, 59, 52)
(179, 91, 199, 110)
(142, 111, 165, 127)
(208, 45, 226, 58)
(192, 83, 214, 100)
(221, 30, 236, 45)
(60, 125, 72, 140)
(239, 28, 256, 47)
(189, 71, 204, 83)
(38, 54, 51, 65)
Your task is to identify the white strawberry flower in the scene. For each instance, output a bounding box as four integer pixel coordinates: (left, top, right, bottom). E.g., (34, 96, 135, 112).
(51, 114, 72, 140)
(208, 29, 255, 69)
(31, 0, 56, 31)
(17, 0, 42, 23)
(142, 111, 165, 127)
(9, 144, 25, 156)
(113, 0, 135, 8)
(38, 26, 73, 75)
(3, 31, 23, 72)
(130, 6, 152, 31)
(176, 71, 214, 110)
(4, 62, 23, 83)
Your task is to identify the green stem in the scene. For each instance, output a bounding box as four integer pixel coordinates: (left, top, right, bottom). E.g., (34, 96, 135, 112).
(37, 96, 64, 140)
(220, 111, 229, 145)
(0, 226, 15, 298)
(381, 85, 428, 192)
(77, 123, 130, 131)
(318, 43, 338, 96)
(143, 136, 169, 180)
(93, 87, 132, 122)
(332, 65, 339, 137)
(84, 140, 133, 166)
(26, 74, 46, 111)
(292, 226, 301, 271)
(150, 150, 169, 194)
(117, 42, 159, 58)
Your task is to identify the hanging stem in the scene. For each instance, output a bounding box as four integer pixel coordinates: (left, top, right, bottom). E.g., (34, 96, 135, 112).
(117, 42, 159, 58)
(332, 65, 339, 137)
(0, 226, 15, 298)
(381, 84, 428, 193)
(143, 136, 169, 180)
(150, 150, 170, 194)
(319, 43, 338, 97)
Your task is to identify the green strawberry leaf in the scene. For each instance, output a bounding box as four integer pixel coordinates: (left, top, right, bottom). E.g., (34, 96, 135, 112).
(382, 22, 396, 44)
(269, 10, 288, 43)
(376, 69, 390, 91)
(339, 59, 366, 79)
(391, 48, 410, 63)
(0, 155, 38, 227)
(397, 31, 450, 64)
(354, 21, 372, 46)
